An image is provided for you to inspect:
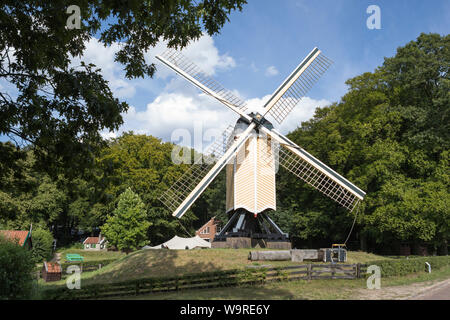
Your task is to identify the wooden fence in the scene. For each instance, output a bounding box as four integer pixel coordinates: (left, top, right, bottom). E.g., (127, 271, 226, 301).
(42, 263, 366, 300)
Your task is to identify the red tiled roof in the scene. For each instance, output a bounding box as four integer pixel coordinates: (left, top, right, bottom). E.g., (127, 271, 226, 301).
(0, 230, 30, 246)
(44, 262, 61, 273)
(83, 236, 103, 244)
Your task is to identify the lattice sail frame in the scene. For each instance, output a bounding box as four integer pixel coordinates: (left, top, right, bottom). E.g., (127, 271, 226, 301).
(268, 53, 333, 124)
(158, 49, 248, 112)
(159, 126, 235, 213)
(259, 139, 361, 212)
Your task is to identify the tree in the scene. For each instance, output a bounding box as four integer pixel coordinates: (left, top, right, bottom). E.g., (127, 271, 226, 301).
(0, 0, 247, 177)
(101, 187, 151, 253)
(30, 227, 54, 263)
(0, 236, 35, 299)
(96, 132, 198, 244)
(279, 33, 449, 253)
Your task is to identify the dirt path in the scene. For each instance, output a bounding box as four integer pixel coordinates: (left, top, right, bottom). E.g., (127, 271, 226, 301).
(411, 279, 450, 300)
(351, 278, 450, 300)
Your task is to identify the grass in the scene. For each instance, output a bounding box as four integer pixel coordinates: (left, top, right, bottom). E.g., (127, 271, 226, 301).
(57, 248, 126, 263)
(39, 248, 389, 289)
(37, 248, 449, 300)
(121, 265, 450, 300)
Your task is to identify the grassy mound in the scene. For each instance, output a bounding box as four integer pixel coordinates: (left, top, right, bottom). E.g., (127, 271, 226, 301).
(57, 249, 125, 263)
(57, 249, 388, 286)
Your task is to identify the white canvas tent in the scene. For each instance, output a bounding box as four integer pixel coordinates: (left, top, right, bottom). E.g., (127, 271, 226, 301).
(142, 235, 211, 250)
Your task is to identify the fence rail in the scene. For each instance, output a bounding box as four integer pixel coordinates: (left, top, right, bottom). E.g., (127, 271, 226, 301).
(42, 263, 366, 300)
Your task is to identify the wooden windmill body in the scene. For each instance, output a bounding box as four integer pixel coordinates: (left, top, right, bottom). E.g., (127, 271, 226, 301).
(225, 117, 276, 216)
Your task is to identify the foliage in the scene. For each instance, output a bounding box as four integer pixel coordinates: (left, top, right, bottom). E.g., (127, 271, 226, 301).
(95, 133, 199, 244)
(0, 32, 448, 255)
(279, 33, 449, 252)
(0, 236, 35, 299)
(31, 228, 54, 263)
(101, 188, 151, 253)
(366, 256, 450, 277)
(0, 0, 247, 177)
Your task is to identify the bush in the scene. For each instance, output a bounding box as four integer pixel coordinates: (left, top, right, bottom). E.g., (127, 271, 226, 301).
(31, 228, 54, 263)
(364, 256, 450, 277)
(0, 236, 35, 299)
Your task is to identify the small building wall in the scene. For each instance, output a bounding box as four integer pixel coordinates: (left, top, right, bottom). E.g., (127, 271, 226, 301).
(84, 243, 101, 250)
(42, 262, 61, 282)
(196, 218, 219, 242)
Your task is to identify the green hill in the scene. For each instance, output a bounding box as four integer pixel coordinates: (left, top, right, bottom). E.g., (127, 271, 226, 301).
(48, 249, 389, 287)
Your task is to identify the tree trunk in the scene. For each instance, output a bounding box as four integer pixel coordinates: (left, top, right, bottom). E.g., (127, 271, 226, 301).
(249, 250, 291, 261)
(360, 234, 367, 252)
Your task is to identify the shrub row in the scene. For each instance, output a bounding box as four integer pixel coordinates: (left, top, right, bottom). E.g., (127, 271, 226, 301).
(361, 255, 450, 277)
(60, 259, 117, 269)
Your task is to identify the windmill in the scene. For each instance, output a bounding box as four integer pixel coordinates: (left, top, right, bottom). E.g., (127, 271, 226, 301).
(157, 47, 366, 248)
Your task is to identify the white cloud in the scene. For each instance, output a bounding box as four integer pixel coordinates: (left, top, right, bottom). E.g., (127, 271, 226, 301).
(147, 35, 236, 79)
(250, 62, 259, 72)
(97, 35, 330, 150)
(102, 92, 330, 150)
(265, 66, 279, 77)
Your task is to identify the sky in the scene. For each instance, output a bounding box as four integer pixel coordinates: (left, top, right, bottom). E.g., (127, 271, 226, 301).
(3, 0, 450, 151)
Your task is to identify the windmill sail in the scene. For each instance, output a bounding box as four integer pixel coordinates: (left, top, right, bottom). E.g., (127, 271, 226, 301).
(263, 47, 333, 124)
(159, 123, 256, 218)
(156, 49, 248, 117)
(260, 127, 365, 211)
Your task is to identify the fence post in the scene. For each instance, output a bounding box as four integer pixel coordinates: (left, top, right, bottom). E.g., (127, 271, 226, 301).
(307, 264, 312, 280)
(331, 264, 336, 279)
(356, 263, 361, 279)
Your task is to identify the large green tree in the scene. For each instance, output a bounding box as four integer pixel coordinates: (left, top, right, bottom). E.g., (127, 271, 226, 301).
(279, 33, 449, 254)
(96, 132, 199, 244)
(0, 0, 247, 176)
(101, 187, 151, 253)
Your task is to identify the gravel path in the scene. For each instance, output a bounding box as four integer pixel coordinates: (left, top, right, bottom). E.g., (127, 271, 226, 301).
(351, 278, 450, 300)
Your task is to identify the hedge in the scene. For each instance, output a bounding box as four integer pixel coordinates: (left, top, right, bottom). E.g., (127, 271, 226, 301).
(362, 256, 450, 277)
(60, 259, 117, 269)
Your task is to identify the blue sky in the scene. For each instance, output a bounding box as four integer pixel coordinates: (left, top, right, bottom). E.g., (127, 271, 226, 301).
(103, 0, 449, 147)
(2, 0, 449, 150)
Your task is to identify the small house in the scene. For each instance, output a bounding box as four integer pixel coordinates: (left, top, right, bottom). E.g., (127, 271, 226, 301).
(0, 230, 32, 249)
(42, 261, 62, 282)
(195, 217, 221, 242)
(83, 234, 107, 250)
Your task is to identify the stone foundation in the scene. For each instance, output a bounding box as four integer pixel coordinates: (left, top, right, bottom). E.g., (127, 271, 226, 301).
(212, 237, 291, 249)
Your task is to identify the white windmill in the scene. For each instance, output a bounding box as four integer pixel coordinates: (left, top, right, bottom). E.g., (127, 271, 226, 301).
(157, 47, 366, 248)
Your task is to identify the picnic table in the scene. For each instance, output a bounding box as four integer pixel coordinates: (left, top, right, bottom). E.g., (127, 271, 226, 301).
(65, 253, 84, 262)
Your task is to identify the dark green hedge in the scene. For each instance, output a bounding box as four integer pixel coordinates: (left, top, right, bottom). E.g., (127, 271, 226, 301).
(363, 256, 450, 277)
(60, 259, 116, 269)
